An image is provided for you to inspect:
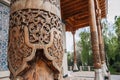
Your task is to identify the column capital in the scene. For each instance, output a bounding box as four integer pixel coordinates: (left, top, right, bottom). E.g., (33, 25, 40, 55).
(72, 31, 76, 35)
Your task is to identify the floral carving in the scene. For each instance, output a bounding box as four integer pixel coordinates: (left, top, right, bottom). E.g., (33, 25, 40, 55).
(10, 9, 62, 44)
(8, 26, 33, 72)
(47, 31, 63, 67)
(8, 9, 63, 79)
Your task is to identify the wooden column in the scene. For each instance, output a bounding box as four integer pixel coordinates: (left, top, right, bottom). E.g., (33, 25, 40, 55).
(8, 0, 64, 80)
(95, 0, 105, 64)
(95, 1, 109, 78)
(89, 0, 101, 69)
(72, 31, 78, 71)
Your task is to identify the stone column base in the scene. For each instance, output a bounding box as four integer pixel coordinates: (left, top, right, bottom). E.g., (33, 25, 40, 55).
(73, 63, 78, 71)
(95, 69, 104, 80)
(102, 63, 108, 76)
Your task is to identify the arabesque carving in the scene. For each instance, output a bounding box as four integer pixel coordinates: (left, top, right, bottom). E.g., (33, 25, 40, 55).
(8, 8, 63, 80)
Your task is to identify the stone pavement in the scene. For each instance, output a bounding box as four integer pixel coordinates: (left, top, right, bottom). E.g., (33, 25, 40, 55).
(64, 71, 120, 80)
(111, 75, 120, 80)
(0, 71, 120, 80)
(64, 71, 95, 80)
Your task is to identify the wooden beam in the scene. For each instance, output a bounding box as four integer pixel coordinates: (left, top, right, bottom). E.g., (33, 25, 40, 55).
(62, 1, 88, 13)
(63, 8, 89, 19)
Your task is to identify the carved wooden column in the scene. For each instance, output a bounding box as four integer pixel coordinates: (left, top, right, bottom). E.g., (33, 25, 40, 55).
(72, 31, 78, 71)
(89, 0, 101, 69)
(95, 0, 105, 66)
(95, 0, 108, 77)
(88, 0, 103, 80)
(8, 0, 64, 80)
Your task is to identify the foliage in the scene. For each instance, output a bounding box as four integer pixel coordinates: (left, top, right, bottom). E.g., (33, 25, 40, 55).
(112, 61, 120, 72)
(67, 52, 73, 66)
(114, 16, 120, 62)
(102, 17, 120, 74)
(67, 17, 120, 73)
(77, 29, 93, 66)
(67, 51, 82, 68)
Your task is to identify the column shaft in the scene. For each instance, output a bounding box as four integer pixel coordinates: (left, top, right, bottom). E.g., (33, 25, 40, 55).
(89, 0, 102, 69)
(95, 0, 105, 64)
(72, 31, 78, 71)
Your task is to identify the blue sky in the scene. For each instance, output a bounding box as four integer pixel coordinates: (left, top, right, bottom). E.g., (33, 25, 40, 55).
(66, 0, 120, 52)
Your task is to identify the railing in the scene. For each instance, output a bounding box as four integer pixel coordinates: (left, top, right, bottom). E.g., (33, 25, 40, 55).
(68, 66, 94, 71)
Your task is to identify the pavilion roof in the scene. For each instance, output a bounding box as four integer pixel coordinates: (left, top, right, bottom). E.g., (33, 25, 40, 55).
(60, 0, 108, 31)
(1, 0, 107, 32)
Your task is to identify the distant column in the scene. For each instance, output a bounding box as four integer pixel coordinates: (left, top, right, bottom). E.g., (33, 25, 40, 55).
(72, 31, 78, 71)
(62, 23, 68, 76)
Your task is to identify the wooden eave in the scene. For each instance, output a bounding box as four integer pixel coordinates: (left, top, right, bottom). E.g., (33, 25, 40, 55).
(61, 0, 107, 32)
(0, 0, 107, 32)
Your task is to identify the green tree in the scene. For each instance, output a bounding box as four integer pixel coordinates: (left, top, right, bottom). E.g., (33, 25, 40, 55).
(76, 44, 82, 67)
(67, 51, 73, 66)
(77, 29, 93, 66)
(114, 16, 120, 62)
(102, 18, 120, 74)
(113, 16, 120, 73)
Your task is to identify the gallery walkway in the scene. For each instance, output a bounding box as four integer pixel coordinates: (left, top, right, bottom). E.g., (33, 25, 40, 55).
(64, 71, 120, 80)
(65, 71, 95, 80)
(0, 71, 120, 80)
(0, 71, 95, 80)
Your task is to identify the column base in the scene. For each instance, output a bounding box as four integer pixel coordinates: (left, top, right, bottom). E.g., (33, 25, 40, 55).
(95, 69, 104, 80)
(73, 63, 78, 71)
(102, 63, 111, 80)
(102, 63, 108, 76)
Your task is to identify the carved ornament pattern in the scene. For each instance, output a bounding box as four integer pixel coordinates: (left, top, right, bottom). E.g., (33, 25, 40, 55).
(8, 26, 32, 71)
(8, 9, 63, 77)
(10, 9, 62, 44)
(47, 31, 63, 67)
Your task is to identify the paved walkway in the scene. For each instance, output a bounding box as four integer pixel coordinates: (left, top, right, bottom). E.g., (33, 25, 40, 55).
(65, 71, 95, 80)
(111, 75, 120, 80)
(0, 71, 120, 80)
(64, 71, 120, 80)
